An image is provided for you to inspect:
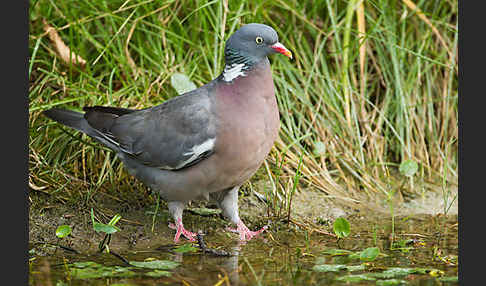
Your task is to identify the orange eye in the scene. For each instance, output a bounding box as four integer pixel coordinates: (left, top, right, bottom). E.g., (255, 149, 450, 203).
(255, 36, 264, 44)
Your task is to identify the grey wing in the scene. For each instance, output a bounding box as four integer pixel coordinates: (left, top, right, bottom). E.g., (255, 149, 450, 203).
(86, 92, 217, 170)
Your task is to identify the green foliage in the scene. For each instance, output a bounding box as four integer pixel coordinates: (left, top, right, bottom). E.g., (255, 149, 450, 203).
(145, 270, 172, 277)
(375, 279, 407, 286)
(170, 73, 197, 95)
(313, 254, 445, 284)
(68, 260, 178, 279)
(92, 223, 120, 234)
(312, 264, 347, 272)
(129, 259, 180, 270)
(28, 0, 457, 213)
(320, 248, 353, 256)
(173, 243, 198, 253)
(359, 247, 380, 262)
(335, 274, 376, 283)
(55, 225, 72, 238)
(399, 160, 419, 177)
(333, 217, 350, 238)
(90, 209, 121, 234)
(439, 276, 458, 283)
(312, 141, 326, 157)
(68, 262, 136, 279)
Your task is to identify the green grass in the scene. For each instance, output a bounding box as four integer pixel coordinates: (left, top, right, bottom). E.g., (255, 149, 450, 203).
(29, 0, 458, 215)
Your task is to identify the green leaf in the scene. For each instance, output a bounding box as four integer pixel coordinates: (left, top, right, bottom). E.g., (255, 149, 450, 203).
(129, 260, 180, 270)
(90, 208, 96, 226)
(170, 73, 197, 95)
(69, 262, 135, 279)
(399, 160, 418, 177)
(335, 274, 376, 282)
(91, 209, 121, 234)
(312, 263, 365, 273)
(173, 243, 198, 253)
(312, 264, 347, 272)
(313, 141, 326, 157)
(70, 266, 135, 279)
(439, 276, 458, 283)
(346, 264, 366, 272)
(333, 217, 350, 238)
(376, 279, 408, 286)
(381, 267, 429, 276)
(320, 248, 353, 256)
(360, 247, 380, 262)
(71, 261, 101, 269)
(348, 251, 362, 260)
(145, 270, 172, 277)
(108, 214, 121, 226)
(55, 225, 72, 238)
(93, 222, 120, 234)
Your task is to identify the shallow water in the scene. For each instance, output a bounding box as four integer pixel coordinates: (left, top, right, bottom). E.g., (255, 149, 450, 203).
(29, 213, 458, 285)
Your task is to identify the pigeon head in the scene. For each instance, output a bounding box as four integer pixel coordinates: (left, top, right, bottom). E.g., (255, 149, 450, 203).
(224, 23, 292, 68)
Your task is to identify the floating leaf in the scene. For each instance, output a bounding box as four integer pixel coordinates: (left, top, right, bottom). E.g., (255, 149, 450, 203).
(439, 276, 458, 283)
(313, 141, 326, 157)
(173, 243, 198, 253)
(321, 248, 353, 256)
(332, 255, 354, 264)
(346, 264, 366, 272)
(71, 261, 101, 269)
(360, 247, 380, 262)
(429, 269, 445, 277)
(55, 225, 72, 238)
(312, 263, 365, 273)
(171, 73, 197, 95)
(376, 279, 408, 286)
(381, 267, 429, 276)
(399, 160, 418, 177)
(69, 264, 135, 279)
(145, 270, 172, 277)
(130, 259, 179, 270)
(348, 251, 362, 260)
(369, 267, 437, 280)
(312, 264, 347, 272)
(335, 274, 376, 282)
(333, 217, 350, 238)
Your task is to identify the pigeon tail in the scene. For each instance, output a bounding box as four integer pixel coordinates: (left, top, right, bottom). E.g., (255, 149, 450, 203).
(43, 108, 87, 133)
(43, 108, 119, 150)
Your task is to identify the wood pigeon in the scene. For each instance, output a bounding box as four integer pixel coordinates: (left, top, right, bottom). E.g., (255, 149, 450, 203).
(43, 23, 293, 242)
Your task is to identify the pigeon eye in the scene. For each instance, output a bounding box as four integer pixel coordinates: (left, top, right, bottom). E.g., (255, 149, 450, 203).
(255, 36, 264, 44)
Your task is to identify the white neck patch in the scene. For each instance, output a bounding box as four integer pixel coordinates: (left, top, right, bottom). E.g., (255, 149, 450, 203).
(222, 63, 246, 82)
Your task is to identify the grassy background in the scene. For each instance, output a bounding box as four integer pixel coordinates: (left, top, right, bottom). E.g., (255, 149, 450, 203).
(29, 0, 458, 217)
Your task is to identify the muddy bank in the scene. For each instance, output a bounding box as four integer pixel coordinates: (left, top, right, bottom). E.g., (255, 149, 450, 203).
(29, 184, 458, 285)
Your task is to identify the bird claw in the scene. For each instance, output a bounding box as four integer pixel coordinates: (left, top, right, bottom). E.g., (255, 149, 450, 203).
(228, 221, 268, 241)
(169, 220, 197, 242)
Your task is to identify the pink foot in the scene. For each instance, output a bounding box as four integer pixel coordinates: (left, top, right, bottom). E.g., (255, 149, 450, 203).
(168, 219, 197, 242)
(227, 221, 268, 241)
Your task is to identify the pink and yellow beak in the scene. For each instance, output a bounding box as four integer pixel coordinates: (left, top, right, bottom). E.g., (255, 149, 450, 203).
(271, 42, 293, 59)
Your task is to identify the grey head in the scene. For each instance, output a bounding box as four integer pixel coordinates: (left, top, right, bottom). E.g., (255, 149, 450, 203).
(224, 23, 292, 68)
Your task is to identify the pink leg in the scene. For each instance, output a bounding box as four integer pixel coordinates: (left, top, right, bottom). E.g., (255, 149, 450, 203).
(227, 220, 268, 241)
(168, 218, 197, 242)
